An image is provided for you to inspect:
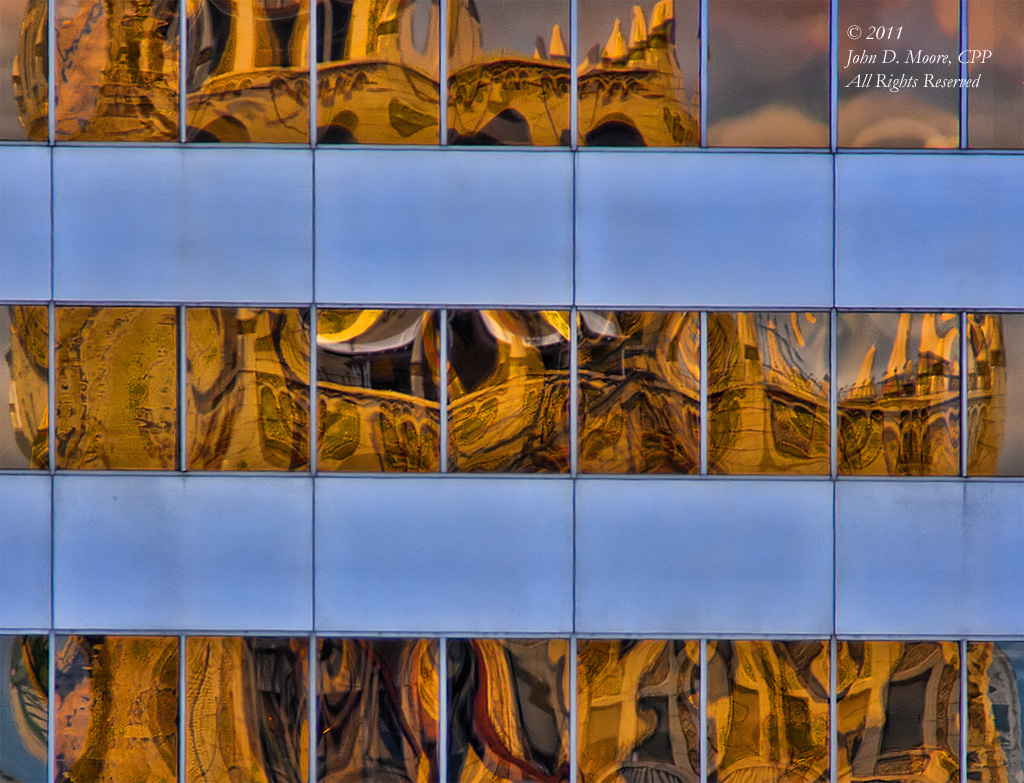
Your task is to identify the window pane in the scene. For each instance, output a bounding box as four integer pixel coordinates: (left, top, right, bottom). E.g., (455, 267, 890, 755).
(707, 640, 830, 783)
(186, 637, 308, 783)
(186, 0, 309, 143)
(318, 309, 440, 471)
(837, 0, 960, 148)
(0, 0, 46, 139)
(55, 0, 179, 140)
(578, 639, 700, 783)
(448, 0, 569, 145)
(55, 636, 178, 783)
(318, 638, 439, 783)
(1, 306, 48, 470)
(578, 310, 699, 473)
(448, 639, 569, 783)
(56, 306, 178, 470)
(967, 313, 1024, 476)
(316, 0, 439, 143)
(837, 641, 960, 783)
(967, 642, 1024, 783)
(187, 307, 310, 471)
(0, 635, 48, 783)
(837, 312, 960, 476)
(967, 0, 1024, 149)
(447, 310, 569, 472)
(707, 0, 829, 147)
(709, 312, 829, 474)
(577, 0, 699, 146)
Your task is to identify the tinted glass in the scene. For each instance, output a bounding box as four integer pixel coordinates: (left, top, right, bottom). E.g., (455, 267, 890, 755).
(0, 636, 48, 783)
(578, 639, 700, 783)
(709, 312, 829, 474)
(0, 306, 48, 470)
(448, 0, 569, 145)
(55, 0, 179, 140)
(0, 0, 46, 139)
(707, 640, 830, 783)
(318, 309, 440, 471)
(837, 312, 960, 475)
(837, 641, 960, 783)
(838, 0, 960, 148)
(316, 0, 439, 143)
(967, 313, 1024, 476)
(318, 638, 439, 783)
(448, 310, 569, 472)
(55, 635, 178, 783)
(187, 307, 310, 471)
(186, 637, 308, 783)
(577, 0, 699, 146)
(578, 310, 699, 473)
(967, 0, 1024, 149)
(967, 642, 1024, 783)
(56, 306, 178, 470)
(707, 0, 829, 147)
(187, 0, 309, 142)
(448, 639, 569, 783)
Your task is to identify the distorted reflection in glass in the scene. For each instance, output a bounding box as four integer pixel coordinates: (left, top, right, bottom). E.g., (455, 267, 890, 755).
(318, 309, 440, 471)
(967, 314, 1023, 476)
(0, 636, 48, 783)
(837, 641, 959, 783)
(577, 640, 700, 783)
(577, 0, 699, 145)
(837, 0, 959, 148)
(187, 0, 309, 142)
(1, 306, 47, 470)
(578, 311, 699, 473)
(54, 0, 178, 140)
(316, 0, 439, 143)
(448, 310, 569, 472)
(707, 0, 829, 147)
(318, 638, 439, 783)
(967, 642, 1024, 783)
(447, 0, 569, 145)
(448, 639, 569, 783)
(709, 312, 829, 474)
(968, 0, 1024, 150)
(1, 0, 47, 139)
(707, 640, 829, 783)
(187, 637, 308, 783)
(57, 306, 178, 470)
(55, 636, 178, 783)
(187, 308, 310, 471)
(837, 312, 960, 476)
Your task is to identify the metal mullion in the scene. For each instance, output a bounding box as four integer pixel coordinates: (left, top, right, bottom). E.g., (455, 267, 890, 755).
(48, 303, 56, 473)
(959, 0, 968, 149)
(309, 0, 319, 145)
(179, 305, 188, 471)
(439, 310, 449, 471)
(47, 631, 56, 783)
(699, 312, 708, 474)
(960, 312, 968, 477)
(699, 0, 708, 147)
(830, 0, 838, 151)
(308, 632, 318, 783)
(570, 307, 578, 476)
(47, 0, 56, 143)
(178, 635, 187, 783)
(569, 635, 578, 783)
(829, 636, 838, 783)
(438, 0, 448, 144)
(699, 639, 708, 783)
(569, 0, 578, 147)
(959, 639, 968, 783)
(438, 637, 449, 783)
(310, 305, 318, 473)
(179, 0, 187, 142)
(830, 308, 838, 478)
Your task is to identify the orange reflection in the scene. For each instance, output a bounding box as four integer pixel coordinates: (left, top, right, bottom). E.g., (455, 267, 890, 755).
(708, 312, 829, 475)
(837, 641, 960, 783)
(318, 309, 440, 471)
(55, 636, 178, 783)
(187, 307, 309, 471)
(967, 0, 1024, 150)
(3, 0, 47, 139)
(577, 0, 699, 145)
(447, 0, 569, 145)
(56, 306, 178, 470)
(967, 314, 1019, 476)
(577, 640, 700, 783)
(318, 638, 439, 783)
(448, 310, 569, 472)
(966, 642, 1024, 783)
(838, 312, 960, 475)
(186, 0, 310, 142)
(54, 0, 179, 140)
(707, 640, 830, 783)
(186, 637, 308, 783)
(448, 639, 569, 783)
(1, 306, 48, 469)
(1, 636, 48, 782)
(578, 311, 699, 473)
